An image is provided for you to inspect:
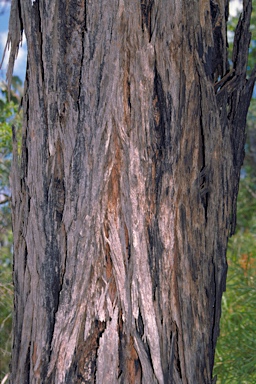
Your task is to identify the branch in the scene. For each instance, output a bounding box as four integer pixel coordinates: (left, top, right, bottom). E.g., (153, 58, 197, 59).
(245, 183, 256, 200)
(0, 193, 11, 204)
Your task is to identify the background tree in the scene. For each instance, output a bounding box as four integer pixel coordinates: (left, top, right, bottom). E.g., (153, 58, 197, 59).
(4, 0, 256, 383)
(214, 100, 256, 384)
(214, 3, 256, 382)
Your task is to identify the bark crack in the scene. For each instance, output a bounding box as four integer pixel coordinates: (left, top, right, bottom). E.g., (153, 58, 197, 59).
(170, 321, 182, 380)
(77, 2, 87, 114)
(37, 2, 45, 84)
(197, 78, 209, 219)
(140, 0, 154, 40)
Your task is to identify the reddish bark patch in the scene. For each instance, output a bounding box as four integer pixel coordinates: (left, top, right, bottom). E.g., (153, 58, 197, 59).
(75, 320, 106, 383)
(107, 128, 122, 217)
(126, 336, 142, 383)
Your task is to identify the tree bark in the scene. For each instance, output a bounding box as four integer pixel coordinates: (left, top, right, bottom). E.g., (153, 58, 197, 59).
(8, 0, 255, 383)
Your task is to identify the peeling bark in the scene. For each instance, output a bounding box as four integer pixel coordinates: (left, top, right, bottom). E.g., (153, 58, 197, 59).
(8, 0, 255, 383)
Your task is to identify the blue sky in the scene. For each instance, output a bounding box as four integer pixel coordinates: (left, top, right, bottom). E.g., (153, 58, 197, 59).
(0, 0, 243, 85)
(0, 1, 27, 83)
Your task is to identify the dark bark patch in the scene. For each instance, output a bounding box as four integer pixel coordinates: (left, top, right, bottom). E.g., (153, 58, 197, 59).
(179, 204, 186, 241)
(118, 333, 142, 384)
(124, 220, 131, 261)
(187, 243, 198, 282)
(140, 0, 153, 37)
(151, 67, 172, 159)
(71, 133, 85, 203)
(22, 341, 31, 384)
(68, 319, 106, 384)
(136, 308, 144, 338)
(123, 55, 131, 129)
(210, 0, 226, 80)
(170, 321, 182, 380)
(53, 139, 65, 225)
(147, 221, 163, 301)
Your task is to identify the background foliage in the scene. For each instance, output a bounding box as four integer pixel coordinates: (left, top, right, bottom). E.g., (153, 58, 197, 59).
(0, 76, 22, 381)
(214, 141, 256, 383)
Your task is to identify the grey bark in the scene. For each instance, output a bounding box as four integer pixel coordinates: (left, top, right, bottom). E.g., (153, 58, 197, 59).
(6, 0, 256, 383)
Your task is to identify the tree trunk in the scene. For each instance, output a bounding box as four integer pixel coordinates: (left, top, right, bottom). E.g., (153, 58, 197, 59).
(8, 0, 255, 383)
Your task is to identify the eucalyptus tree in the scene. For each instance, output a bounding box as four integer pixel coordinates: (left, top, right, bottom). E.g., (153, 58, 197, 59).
(5, 0, 256, 383)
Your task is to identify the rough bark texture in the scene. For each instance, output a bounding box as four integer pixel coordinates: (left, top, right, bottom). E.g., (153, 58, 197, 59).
(8, 0, 255, 383)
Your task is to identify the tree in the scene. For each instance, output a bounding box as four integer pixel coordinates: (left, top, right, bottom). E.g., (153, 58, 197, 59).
(213, 3, 256, 381)
(4, 0, 256, 383)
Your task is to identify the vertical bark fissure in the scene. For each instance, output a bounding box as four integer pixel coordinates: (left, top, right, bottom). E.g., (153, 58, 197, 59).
(77, 1, 87, 113)
(84, 0, 87, 33)
(140, 0, 153, 38)
(37, 2, 45, 85)
(198, 84, 209, 220)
